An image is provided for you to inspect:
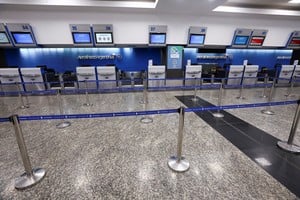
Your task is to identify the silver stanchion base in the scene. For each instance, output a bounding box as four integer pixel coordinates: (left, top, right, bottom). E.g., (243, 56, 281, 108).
(261, 109, 275, 115)
(56, 121, 71, 129)
(140, 116, 153, 124)
(191, 97, 198, 102)
(277, 141, 300, 154)
(284, 94, 295, 98)
(15, 168, 46, 190)
(83, 103, 93, 107)
(139, 100, 147, 104)
(168, 156, 190, 172)
(212, 112, 224, 118)
(19, 105, 30, 109)
(260, 95, 268, 98)
(236, 96, 245, 99)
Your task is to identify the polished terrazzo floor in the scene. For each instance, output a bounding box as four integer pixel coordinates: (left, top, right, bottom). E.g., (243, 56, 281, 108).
(0, 85, 299, 199)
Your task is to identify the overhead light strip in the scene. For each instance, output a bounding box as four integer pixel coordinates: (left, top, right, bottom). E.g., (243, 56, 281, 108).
(288, 0, 300, 4)
(213, 5, 300, 16)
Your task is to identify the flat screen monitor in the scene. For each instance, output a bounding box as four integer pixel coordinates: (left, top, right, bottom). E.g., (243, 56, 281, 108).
(289, 37, 300, 46)
(249, 36, 265, 46)
(72, 32, 92, 44)
(233, 35, 249, 45)
(11, 32, 34, 44)
(0, 32, 10, 44)
(149, 33, 166, 44)
(189, 34, 205, 45)
(95, 32, 113, 44)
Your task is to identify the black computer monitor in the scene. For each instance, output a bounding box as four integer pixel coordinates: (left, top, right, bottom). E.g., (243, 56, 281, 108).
(95, 32, 113, 44)
(149, 33, 166, 44)
(72, 32, 92, 44)
(11, 32, 35, 44)
(0, 32, 10, 44)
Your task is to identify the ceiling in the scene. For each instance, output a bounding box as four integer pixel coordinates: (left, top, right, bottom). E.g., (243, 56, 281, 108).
(0, 0, 300, 18)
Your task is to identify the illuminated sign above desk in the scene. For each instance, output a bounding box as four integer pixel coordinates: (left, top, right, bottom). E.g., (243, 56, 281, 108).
(6, 23, 37, 47)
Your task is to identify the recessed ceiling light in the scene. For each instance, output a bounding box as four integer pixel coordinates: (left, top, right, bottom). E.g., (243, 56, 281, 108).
(213, 5, 300, 16)
(288, 0, 300, 4)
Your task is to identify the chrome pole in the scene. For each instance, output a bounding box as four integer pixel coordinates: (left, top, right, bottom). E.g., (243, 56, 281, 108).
(16, 82, 29, 109)
(212, 79, 225, 118)
(261, 79, 275, 115)
(236, 79, 245, 99)
(285, 76, 296, 97)
(260, 74, 268, 98)
(83, 80, 92, 106)
(191, 77, 198, 102)
(10, 115, 46, 189)
(56, 89, 71, 129)
(140, 76, 153, 124)
(168, 106, 190, 172)
(277, 99, 300, 153)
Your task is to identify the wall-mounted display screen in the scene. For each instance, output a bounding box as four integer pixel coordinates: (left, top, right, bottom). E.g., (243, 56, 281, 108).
(289, 37, 300, 46)
(72, 32, 91, 44)
(95, 32, 113, 44)
(149, 33, 166, 44)
(189, 34, 205, 45)
(233, 36, 249, 45)
(11, 32, 34, 44)
(0, 32, 10, 44)
(249, 36, 265, 46)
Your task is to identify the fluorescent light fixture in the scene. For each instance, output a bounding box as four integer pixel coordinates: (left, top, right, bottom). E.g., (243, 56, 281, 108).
(289, 0, 300, 3)
(0, 0, 160, 8)
(213, 5, 300, 16)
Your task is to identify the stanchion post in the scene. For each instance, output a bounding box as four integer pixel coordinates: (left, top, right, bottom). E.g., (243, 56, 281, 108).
(9, 115, 46, 189)
(277, 99, 300, 153)
(168, 106, 189, 172)
(16, 82, 29, 109)
(83, 79, 92, 106)
(261, 79, 276, 115)
(56, 89, 71, 129)
(212, 79, 225, 118)
(191, 77, 198, 102)
(285, 75, 296, 97)
(260, 74, 268, 98)
(140, 75, 153, 124)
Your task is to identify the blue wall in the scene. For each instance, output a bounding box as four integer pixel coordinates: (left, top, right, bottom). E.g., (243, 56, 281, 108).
(4, 47, 162, 73)
(183, 48, 292, 69)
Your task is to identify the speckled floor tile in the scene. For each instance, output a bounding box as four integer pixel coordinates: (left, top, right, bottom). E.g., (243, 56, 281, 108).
(0, 86, 299, 199)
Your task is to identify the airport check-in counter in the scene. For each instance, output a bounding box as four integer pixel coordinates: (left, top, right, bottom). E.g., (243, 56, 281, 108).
(293, 65, 300, 86)
(20, 68, 45, 91)
(242, 65, 259, 85)
(185, 65, 202, 86)
(0, 68, 23, 92)
(96, 66, 117, 89)
(148, 65, 166, 87)
(76, 67, 97, 89)
(227, 65, 244, 86)
(278, 65, 295, 84)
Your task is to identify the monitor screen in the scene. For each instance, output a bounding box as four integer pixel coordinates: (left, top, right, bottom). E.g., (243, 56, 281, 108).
(72, 32, 91, 44)
(289, 37, 300, 46)
(233, 35, 249, 45)
(0, 32, 10, 44)
(95, 32, 113, 44)
(249, 36, 265, 46)
(189, 34, 205, 45)
(12, 32, 34, 44)
(149, 33, 166, 44)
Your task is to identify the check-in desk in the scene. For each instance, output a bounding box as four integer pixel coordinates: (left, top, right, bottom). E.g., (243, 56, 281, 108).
(243, 65, 259, 85)
(185, 65, 202, 86)
(293, 65, 300, 86)
(148, 65, 166, 87)
(96, 66, 117, 89)
(0, 68, 23, 92)
(76, 67, 97, 90)
(278, 65, 295, 84)
(227, 65, 244, 86)
(20, 68, 45, 91)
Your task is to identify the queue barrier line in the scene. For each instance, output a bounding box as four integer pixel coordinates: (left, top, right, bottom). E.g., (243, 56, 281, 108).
(0, 100, 297, 123)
